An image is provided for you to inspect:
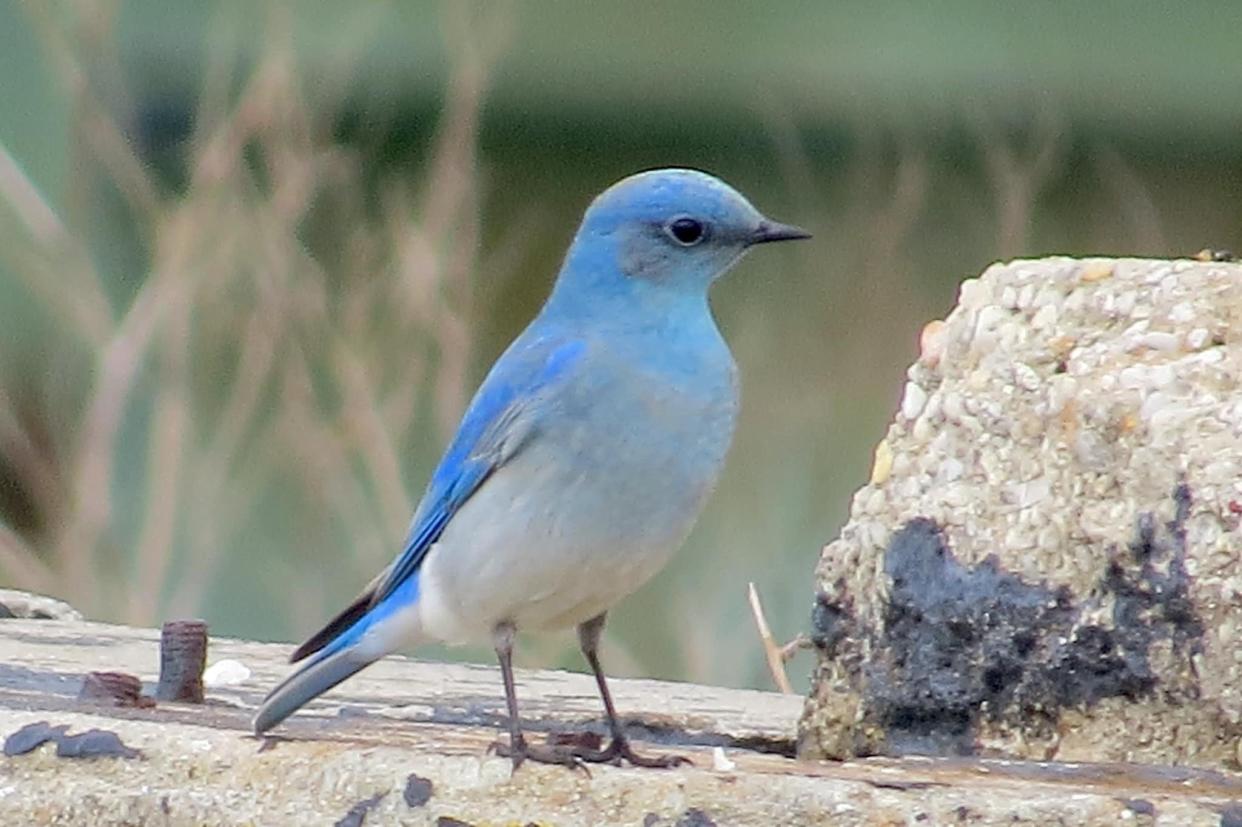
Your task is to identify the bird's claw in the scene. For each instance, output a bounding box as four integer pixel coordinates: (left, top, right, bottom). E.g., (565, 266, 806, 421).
(493, 734, 688, 771)
(492, 737, 592, 775)
(581, 736, 692, 769)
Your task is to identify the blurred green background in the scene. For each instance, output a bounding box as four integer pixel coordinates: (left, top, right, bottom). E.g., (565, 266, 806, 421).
(1, 1, 1239, 691)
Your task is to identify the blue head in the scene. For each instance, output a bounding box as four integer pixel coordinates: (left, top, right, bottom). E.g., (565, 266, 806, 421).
(544, 169, 809, 322)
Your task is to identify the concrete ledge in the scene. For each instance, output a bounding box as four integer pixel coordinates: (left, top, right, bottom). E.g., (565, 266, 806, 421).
(2, 618, 1241, 825)
(803, 257, 1242, 767)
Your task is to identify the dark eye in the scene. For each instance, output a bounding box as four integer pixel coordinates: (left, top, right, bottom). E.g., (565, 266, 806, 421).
(666, 217, 706, 246)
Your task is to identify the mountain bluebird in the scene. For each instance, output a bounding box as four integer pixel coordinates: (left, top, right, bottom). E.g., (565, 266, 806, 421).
(253, 168, 809, 768)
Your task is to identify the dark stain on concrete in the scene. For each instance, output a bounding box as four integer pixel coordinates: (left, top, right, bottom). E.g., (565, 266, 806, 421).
(434, 817, 475, 827)
(403, 773, 434, 808)
(810, 584, 854, 657)
(4, 721, 69, 755)
(675, 809, 717, 827)
(4, 720, 141, 759)
(863, 485, 1204, 756)
(1120, 798, 1156, 817)
(333, 791, 385, 827)
(55, 728, 142, 759)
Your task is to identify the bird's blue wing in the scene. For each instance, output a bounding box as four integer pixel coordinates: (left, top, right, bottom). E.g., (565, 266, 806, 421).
(368, 335, 587, 607)
(285, 335, 586, 665)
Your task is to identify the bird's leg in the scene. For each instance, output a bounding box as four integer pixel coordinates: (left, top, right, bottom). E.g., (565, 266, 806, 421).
(574, 613, 690, 768)
(490, 621, 584, 770)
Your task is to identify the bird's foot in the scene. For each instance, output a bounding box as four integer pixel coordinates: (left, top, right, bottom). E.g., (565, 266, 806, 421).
(491, 736, 589, 773)
(580, 735, 691, 769)
(492, 733, 689, 771)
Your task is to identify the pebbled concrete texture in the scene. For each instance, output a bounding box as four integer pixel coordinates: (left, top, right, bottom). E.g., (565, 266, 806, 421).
(801, 257, 1242, 768)
(2, 617, 1240, 825)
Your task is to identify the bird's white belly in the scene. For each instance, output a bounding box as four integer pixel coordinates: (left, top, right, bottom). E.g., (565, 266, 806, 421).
(414, 435, 717, 645)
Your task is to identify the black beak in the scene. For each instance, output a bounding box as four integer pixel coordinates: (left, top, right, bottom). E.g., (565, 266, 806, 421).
(750, 219, 812, 245)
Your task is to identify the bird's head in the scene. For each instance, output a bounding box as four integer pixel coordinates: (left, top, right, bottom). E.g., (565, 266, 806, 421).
(550, 169, 810, 317)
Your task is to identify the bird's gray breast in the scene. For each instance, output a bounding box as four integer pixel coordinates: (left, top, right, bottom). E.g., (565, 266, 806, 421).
(555, 339, 739, 528)
(423, 335, 739, 638)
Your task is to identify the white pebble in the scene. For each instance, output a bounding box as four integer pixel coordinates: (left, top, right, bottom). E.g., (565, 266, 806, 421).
(942, 392, 965, 422)
(1012, 363, 1042, 392)
(1198, 347, 1225, 365)
(1118, 365, 1149, 390)
(901, 382, 928, 420)
(1030, 303, 1059, 331)
(958, 278, 990, 311)
(203, 659, 252, 687)
(911, 415, 933, 441)
(1114, 291, 1136, 317)
(1046, 375, 1078, 414)
(1140, 391, 1175, 423)
(942, 485, 972, 508)
(1169, 301, 1197, 323)
(1014, 476, 1051, 508)
(1004, 525, 1037, 550)
(1134, 331, 1180, 352)
(940, 458, 965, 482)
(1016, 283, 1036, 310)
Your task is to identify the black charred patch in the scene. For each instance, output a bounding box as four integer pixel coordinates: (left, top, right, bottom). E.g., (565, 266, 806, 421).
(810, 585, 854, 656)
(1120, 799, 1156, 817)
(1110, 483, 1204, 659)
(862, 484, 1204, 756)
(4, 721, 68, 756)
(334, 792, 385, 827)
(870, 517, 1072, 754)
(4, 721, 140, 759)
(403, 773, 434, 808)
(55, 729, 142, 759)
(675, 809, 717, 827)
(434, 818, 475, 827)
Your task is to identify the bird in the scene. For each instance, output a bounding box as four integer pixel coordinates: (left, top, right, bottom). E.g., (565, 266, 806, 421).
(252, 168, 810, 768)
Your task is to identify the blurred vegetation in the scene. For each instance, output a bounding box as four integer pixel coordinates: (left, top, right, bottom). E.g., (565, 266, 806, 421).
(0, 0, 1239, 691)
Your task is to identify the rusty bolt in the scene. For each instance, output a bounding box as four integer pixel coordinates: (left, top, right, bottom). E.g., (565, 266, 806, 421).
(79, 671, 153, 708)
(156, 619, 208, 703)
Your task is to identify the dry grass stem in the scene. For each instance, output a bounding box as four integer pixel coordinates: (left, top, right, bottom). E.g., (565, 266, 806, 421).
(3, 3, 504, 629)
(971, 103, 1067, 258)
(747, 581, 794, 694)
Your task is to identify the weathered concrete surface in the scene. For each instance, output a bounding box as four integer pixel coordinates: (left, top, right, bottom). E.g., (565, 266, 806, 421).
(0, 588, 82, 620)
(2, 618, 1241, 825)
(802, 257, 1242, 769)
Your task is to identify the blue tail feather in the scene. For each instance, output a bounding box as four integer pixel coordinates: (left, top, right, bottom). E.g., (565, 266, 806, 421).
(253, 572, 421, 733)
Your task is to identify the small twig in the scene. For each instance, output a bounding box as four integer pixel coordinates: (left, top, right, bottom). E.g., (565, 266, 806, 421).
(747, 582, 794, 694)
(780, 634, 814, 661)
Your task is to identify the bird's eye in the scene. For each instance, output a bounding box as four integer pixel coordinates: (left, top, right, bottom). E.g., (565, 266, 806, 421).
(666, 217, 706, 246)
